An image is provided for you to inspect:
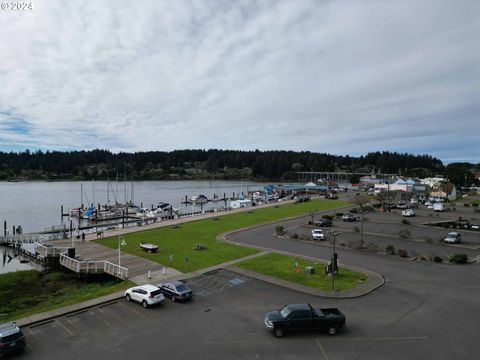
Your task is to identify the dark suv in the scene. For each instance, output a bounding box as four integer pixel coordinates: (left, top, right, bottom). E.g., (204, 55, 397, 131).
(314, 218, 333, 227)
(0, 322, 26, 356)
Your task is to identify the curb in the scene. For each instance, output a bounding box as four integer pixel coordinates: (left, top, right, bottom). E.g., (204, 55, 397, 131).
(16, 291, 125, 327)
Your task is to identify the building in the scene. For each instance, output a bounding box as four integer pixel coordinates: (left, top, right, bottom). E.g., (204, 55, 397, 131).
(430, 182, 457, 202)
(230, 198, 252, 209)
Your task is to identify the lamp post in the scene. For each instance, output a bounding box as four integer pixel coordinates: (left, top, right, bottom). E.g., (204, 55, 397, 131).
(328, 230, 342, 290)
(118, 236, 126, 268)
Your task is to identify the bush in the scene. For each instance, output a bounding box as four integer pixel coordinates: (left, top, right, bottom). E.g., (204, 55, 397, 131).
(307, 221, 313, 225)
(401, 219, 410, 225)
(474, 209, 480, 214)
(464, 203, 470, 207)
(350, 208, 358, 213)
(449, 253, 468, 264)
(366, 242, 379, 252)
(275, 225, 285, 236)
(397, 249, 409, 258)
(472, 202, 479, 207)
(386, 245, 395, 255)
(291, 233, 299, 239)
(322, 214, 333, 220)
(398, 230, 411, 238)
(372, 203, 382, 209)
(431, 255, 443, 263)
(335, 212, 344, 218)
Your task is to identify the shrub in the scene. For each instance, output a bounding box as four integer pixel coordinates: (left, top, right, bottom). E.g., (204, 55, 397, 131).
(275, 225, 285, 235)
(322, 214, 333, 220)
(398, 230, 411, 238)
(448, 253, 468, 264)
(350, 208, 358, 213)
(397, 249, 409, 258)
(363, 205, 375, 212)
(472, 202, 479, 207)
(474, 209, 480, 214)
(353, 226, 360, 232)
(372, 203, 382, 209)
(431, 255, 443, 263)
(401, 219, 410, 225)
(291, 233, 299, 239)
(386, 244, 395, 255)
(366, 242, 379, 252)
(464, 203, 470, 207)
(307, 220, 313, 225)
(335, 212, 344, 218)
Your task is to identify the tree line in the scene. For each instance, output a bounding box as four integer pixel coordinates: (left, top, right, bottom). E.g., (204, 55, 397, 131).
(0, 148, 476, 185)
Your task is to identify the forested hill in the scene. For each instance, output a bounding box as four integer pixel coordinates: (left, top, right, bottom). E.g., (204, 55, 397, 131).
(0, 149, 444, 181)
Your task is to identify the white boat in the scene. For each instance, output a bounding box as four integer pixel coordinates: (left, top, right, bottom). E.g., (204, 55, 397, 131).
(191, 194, 208, 203)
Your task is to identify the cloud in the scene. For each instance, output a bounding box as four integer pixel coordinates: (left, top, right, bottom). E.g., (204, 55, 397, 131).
(0, 0, 478, 162)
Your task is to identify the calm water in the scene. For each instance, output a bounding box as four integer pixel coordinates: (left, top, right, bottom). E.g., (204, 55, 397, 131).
(0, 180, 266, 234)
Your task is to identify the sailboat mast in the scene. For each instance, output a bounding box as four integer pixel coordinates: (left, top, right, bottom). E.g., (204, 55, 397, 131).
(107, 178, 110, 206)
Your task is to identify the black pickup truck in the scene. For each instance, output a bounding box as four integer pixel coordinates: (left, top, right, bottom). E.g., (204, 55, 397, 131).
(264, 303, 346, 337)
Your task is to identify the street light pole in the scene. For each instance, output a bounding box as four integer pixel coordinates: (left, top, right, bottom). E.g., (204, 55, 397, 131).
(360, 203, 364, 249)
(329, 230, 342, 291)
(118, 236, 125, 268)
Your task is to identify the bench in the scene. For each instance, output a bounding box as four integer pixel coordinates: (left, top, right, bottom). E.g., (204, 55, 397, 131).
(193, 244, 207, 251)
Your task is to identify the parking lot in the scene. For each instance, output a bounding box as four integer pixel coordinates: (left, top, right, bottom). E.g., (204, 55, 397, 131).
(266, 203, 480, 260)
(10, 201, 480, 359)
(15, 261, 480, 360)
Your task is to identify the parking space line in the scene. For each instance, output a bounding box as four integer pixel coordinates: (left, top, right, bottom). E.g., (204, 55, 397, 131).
(320, 336, 429, 342)
(316, 339, 329, 360)
(25, 327, 46, 349)
(56, 320, 74, 336)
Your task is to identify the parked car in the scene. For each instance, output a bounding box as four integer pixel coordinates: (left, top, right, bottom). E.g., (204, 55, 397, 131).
(401, 209, 415, 217)
(342, 213, 358, 222)
(314, 218, 332, 227)
(396, 202, 407, 209)
(125, 284, 165, 308)
(433, 203, 445, 212)
(444, 232, 461, 244)
(264, 303, 346, 338)
(311, 229, 325, 240)
(157, 280, 193, 302)
(0, 322, 26, 357)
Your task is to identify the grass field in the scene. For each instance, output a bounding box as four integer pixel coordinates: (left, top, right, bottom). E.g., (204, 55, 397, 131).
(95, 199, 349, 272)
(0, 270, 132, 322)
(236, 252, 367, 291)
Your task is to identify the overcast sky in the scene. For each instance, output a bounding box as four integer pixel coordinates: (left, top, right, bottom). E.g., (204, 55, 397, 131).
(0, 0, 478, 163)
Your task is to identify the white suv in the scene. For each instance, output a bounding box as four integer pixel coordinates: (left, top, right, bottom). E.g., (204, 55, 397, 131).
(311, 228, 325, 240)
(125, 284, 165, 308)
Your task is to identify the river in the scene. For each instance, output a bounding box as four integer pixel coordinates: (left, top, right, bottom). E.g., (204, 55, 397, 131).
(0, 180, 267, 234)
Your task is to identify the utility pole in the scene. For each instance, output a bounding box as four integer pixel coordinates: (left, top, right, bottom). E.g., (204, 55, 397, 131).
(328, 230, 342, 290)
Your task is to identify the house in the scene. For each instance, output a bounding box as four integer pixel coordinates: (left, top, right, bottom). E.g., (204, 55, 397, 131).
(430, 182, 457, 202)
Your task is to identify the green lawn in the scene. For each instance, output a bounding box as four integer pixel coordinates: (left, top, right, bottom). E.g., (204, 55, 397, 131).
(0, 271, 133, 322)
(236, 253, 367, 291)
(95, 199, 349, 272)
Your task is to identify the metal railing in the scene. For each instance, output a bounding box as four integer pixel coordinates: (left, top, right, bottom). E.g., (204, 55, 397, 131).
(0, 234, 49, 245)
(60, 253, 80, 272)
(104, 261, 128, 280)
(34, 243, 70, 257)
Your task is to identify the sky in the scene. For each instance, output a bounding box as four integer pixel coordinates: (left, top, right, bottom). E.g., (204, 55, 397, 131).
(0, 0, 479, 163)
